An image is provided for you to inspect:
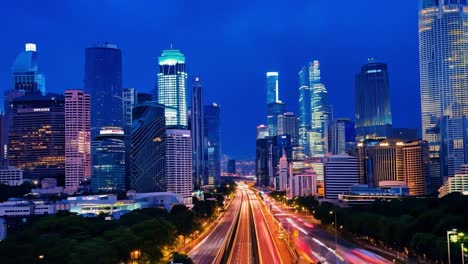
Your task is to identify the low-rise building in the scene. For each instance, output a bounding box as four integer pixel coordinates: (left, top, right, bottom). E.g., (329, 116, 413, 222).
(0, 166, 23, 186)
(439, 165, 468, 198)
(338, 183, 409, 206)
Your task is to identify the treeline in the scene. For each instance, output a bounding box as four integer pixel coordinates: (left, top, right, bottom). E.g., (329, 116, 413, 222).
(0, 180, 237, 264)
(269, 191, 468, 262)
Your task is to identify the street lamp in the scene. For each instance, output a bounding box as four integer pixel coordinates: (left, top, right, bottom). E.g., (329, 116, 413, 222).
(330, 210, 338, 262)
(447, 229, 458, 264)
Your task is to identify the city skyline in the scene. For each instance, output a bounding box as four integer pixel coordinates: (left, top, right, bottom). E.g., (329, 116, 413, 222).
(0, 1, 420, 159)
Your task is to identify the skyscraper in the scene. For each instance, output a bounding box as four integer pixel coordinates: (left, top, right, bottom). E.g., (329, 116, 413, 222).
(256, 124, 269, 140)
(84, 43, 123, 139)
(65, 90, 91, 194)
(191, 77, 205, 189)
(324, 154, 359, 199)
(227, 159, 236, 175)
(298, 66, 312, 156)
(166, 129, 192, 205)
(330, 118, 355, 155)
(266, 72, 286, 137)
(91, 127, 126, 193)
(204, 103, 221, 186)
(266, 72, 279, 105)
(419, 1, 468, 188)
(123, 88, 137, 137)
(11, 43, 45, 95)
(355, 59, 392, 142)
(9, 94, 65, 181)
(156, 49, 188, 128)
(130, 103, 166, 193)
(309, 61, 333, 157)
(278, 112, 299, 147)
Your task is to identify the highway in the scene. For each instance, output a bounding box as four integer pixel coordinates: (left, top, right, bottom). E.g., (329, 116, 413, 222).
(227, 188, 255, 263)
(189, 189, 242, 264)
(264, 196, 393, 264)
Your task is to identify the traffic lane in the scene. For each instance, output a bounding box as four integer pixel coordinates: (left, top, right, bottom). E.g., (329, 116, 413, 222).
(229, 191, 252, 263)
(189, 190, 242, 264)
(249, 191, 282, 264)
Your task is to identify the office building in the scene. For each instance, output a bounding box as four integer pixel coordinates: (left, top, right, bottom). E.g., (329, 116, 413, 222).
(355, 59, 392, 141)
(278, 112, 299, 146)
(257, 124, 269, 139)
(91, 127, 126, 193)
(11, 43, 45, 95)
(156, 49, 188, 128)
(276, 152, 288, 191)
(298, 66, 312, 156)
(130, 103, 166, 193)
(191, 77, 205, 189)
(204, 103, 221, 186)
(267, 101, 286, 137)
(419, 1, 468, 185)
(165, 129, 192, 205)
(438, 164, 468, 198)
(289, 170, 316, 199)
(310, 61, 333, 157)
(227, 159, 236, 175)
(123, 88, 137, 137)
(266, 72, 279, 105)
(256, 138, 269, 187)
(0, 166, 23, 186)
(84, 43, 123, 139)
(330, 118, 355, 155)
(9, 94, 65, 181)
(324, 154, 359, 199)
(339, 183, 409, 206)
(64, 90, 91, 194)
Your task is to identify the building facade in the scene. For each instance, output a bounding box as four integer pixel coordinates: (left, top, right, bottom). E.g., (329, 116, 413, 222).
(165, 129, 192, 205)
(191, 77, 205, 189)
(65, 90, 91, 193)
(129, 103, 166, 193)
(298, 66, 312, 156)
(91, 127, 126, 193)
(438, 164, 468, 198)
(419, 0, 468, 185)
(204, 103, 221, 186)
(84, 43, 123, 139)
(9, 94, 65, 181)
(324, 154, 360, 199)
(278, 112, 299, 147)
(11, 43, 45, 95)
(0, 167, 23, 186)
(123, 88, 137, 137)
(355, 59, 392, 142)
(156, 49, 188, 128)
(330, 118, 356, 155)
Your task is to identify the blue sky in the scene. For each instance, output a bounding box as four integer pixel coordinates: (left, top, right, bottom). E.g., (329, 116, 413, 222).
(0, 0, 420, 160)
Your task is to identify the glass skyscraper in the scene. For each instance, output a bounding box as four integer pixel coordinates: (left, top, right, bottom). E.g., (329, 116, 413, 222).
(310, 61, 332, 157)
(11, 43, 45, 95)
(298, 66, 311, 156)
(130, 103, 166, 193)
(419, 0, 468, 191)
(191, 77, 205, 189)
(91, 127, 126, 193)
(84, 43, 123, 139)
(266, 72, 279, 105)
(204, 103, 221, 186)
(355, 59, 392, 142)
(156, 49, 188, 128)
(266, 72, 285, 136)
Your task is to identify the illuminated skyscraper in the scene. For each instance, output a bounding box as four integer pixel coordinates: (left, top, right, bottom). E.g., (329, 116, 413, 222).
(278, 112, 299, 146)
(298, 66, 311, 156)
(355, 59, 392, 141)
(65, 90, 90, 193)
(123, 88, 137, 137)
(166, 129, 192, 205)
(204, 103, 221, 186)
(266, 72, 279, 105)
(84, 43, 123, 139)
(330, 118, 355, 155)
(191, 77, 205, 189)
(9, 94, 65, 181)
(256, 124, 269, 139)
(156, 49, 187, 128)
(11, 43, 45, 95)
(91, 127, 126, 193)
(266, 72, 285, 136)
(419, 0, 468, 192)
(130, 103, 166, 193)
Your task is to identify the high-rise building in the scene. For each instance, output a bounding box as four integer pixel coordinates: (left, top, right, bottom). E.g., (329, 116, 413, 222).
(11, 43, 45, 95)
(9, 94, 65, 181)
(91, 127, 126, 193)
(288, 168, 316, 199)
(330, 118, 356, 155)
(84, 43, 123, 139)
(123, 88, 137, 137)
(355, 59, 392, 142)
(130, 103, 166, 193)
(310, 69, 333, 157)
(419, 1, 468, 184)
(324, 154, 360, 199)
(191, 77, 205, 189)
(277, 152, 288, 191)
(278, 112, 299, 146)
(267, 101, 286, 137)
(227, 159, 236, 175)
(266, 72, 279, 105)
(204, 103, 221, 186)
(256, 138, 269, 186)
(166, 129, 192, 205)
(65, 90, 91, 193)
(156, 49, 188, 128)
(0, 113, 5, 166)
(403, 140, 430, 196)
(257, 124, 269, 140)
(298, 66, 312, 156)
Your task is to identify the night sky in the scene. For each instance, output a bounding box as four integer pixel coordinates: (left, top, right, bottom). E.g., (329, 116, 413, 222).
(0, 1, 420, 160)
